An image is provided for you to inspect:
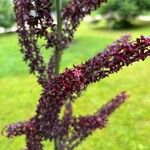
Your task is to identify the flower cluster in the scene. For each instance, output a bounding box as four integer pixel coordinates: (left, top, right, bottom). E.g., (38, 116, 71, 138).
(6, 35, 150, 149)
(14, 0, 108, 86)
(62, 0, 107, 46)
(34, 35, 150, 141)
(62, 92, 128, 149)
(14, 0, 58, 86)
(83, 35, 150, 84)
(47, 0, 107, 49)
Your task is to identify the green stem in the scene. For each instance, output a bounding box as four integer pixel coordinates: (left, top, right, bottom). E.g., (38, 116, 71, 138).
(55, 0, 62, 74)
(54, 0, 62, 149)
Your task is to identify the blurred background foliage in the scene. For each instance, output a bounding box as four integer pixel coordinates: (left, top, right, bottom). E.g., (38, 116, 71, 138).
(0, 0, 15, 29)
(98, 0, 150, 29)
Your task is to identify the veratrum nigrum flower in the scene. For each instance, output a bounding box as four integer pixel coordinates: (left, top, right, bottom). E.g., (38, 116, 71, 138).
(4, 0, 150, 149)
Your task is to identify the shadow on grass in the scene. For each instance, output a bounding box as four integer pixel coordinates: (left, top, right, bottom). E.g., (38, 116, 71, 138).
(0, 31, 17, 37)
(92, 20, 150, 32)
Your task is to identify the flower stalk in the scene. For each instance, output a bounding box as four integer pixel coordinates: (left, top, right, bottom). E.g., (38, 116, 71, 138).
(55, 0, 62, 149)
(55, 0, 62, 74)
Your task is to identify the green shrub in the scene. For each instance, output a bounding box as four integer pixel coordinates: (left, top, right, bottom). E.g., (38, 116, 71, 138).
(99, 0, 150, 29)
(0, 0, 15, 29)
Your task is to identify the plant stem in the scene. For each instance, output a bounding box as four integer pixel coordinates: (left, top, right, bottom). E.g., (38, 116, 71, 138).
(54, 0, 62, 149)
(55, 0, 62, 74)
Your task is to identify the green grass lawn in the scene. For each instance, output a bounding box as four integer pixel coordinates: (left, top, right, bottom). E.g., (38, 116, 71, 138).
(0, 21, 150, 150)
